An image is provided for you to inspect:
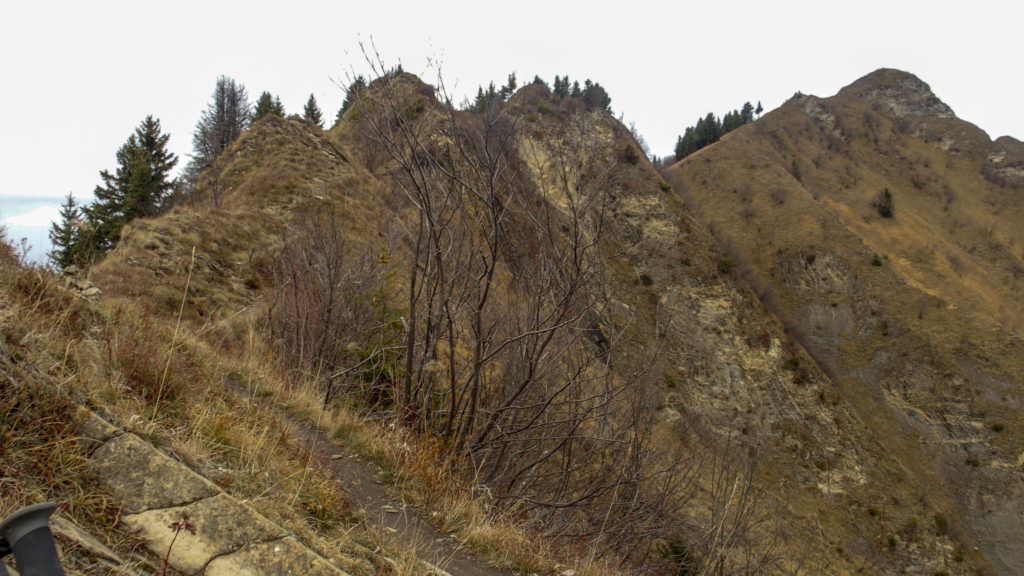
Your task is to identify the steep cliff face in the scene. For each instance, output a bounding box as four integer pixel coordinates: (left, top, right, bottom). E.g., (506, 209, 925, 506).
(503, 83, 962, 574)
(668, 68, 1024, 574)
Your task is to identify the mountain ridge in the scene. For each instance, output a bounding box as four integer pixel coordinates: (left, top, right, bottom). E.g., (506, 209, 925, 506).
(667, 66, 1024, 575)
(4, 66, 1022, 575)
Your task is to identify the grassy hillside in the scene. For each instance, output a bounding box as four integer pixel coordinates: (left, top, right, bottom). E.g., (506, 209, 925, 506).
(667, 68, 1024, 575)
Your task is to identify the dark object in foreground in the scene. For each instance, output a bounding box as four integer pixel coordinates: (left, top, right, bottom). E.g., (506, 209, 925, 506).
(0, 502, 65, 576)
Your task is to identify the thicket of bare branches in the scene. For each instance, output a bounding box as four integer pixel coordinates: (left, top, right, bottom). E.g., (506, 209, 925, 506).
(342, 56, 693, 556)
(265, 208, 402, 406)
(264, 49, 790, 573)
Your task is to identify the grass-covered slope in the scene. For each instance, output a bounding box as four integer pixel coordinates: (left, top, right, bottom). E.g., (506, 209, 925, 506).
(667, 68, 1024, 575)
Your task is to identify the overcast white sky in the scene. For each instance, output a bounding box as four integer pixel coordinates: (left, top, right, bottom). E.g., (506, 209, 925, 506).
(1, 0, 1021, 209)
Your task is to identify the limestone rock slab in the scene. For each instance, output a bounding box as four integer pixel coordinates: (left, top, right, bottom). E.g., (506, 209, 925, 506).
(121, 493, 283, 575)
(91, 433, 219, 513)
(205, 537, 350, 576)
(75, 408, 120, 443)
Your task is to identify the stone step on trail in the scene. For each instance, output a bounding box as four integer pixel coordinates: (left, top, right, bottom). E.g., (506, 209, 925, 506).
(80, 410, 351, 576)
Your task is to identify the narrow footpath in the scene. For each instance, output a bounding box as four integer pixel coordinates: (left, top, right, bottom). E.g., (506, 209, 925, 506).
(229, 381, 513, 576)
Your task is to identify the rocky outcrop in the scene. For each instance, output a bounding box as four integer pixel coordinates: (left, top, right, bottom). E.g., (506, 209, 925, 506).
(59, 265, 101, 299)
(838, 68, 955, 119)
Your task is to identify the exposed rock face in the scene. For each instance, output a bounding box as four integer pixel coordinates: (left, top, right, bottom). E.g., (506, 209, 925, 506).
(800, 95, 844, 141)
(83, 413, 350, 575)
(839, 68, 955, 119)
(986, 136, 1024, 186)
(60, 265, 102, 298)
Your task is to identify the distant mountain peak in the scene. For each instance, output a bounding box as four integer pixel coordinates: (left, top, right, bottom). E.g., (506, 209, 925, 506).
(838, 68, 955, 120)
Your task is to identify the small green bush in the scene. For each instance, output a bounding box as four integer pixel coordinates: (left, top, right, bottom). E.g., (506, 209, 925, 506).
(664, 373, 678, 388)
(874, 189, 894, 218)
(655, 534, 696, 576)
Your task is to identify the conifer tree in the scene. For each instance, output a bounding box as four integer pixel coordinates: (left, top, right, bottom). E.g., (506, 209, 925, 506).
(303, 93, 324, 127)
(741, 102, 755, 124)
(132, 116, 178, 214)
(674, 100, 758, 161)
(581, 79, 611, 111)
(48, 193, 88, 270)
(473, 82, 499, 113)
(722, 110, 743, 132)
(553, 75, 568, 98)
(498, 72, 517, 100)
(755, 101, 764, 118)
(84, 116, 178, 253)
(675, 126, 697, 160)
(254, 91, 285, 120)
(338, 76, 367, 120)
(692, 114, 718, 149)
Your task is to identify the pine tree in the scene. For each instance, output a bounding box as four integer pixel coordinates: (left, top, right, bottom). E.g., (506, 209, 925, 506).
(741, 102, 755, 124)
(303, 93, 324, 127)
(695, 113, 722, 149)
(48, 193, 88, 270)
(674, 126, 697, 160)
(553, 75, 568, 98)
(132, 116, 178, 215)
(338, 76, 367, 120)
(581, 79, 611, 111)
(499, 72, 517, 100)
(84, 116, 178, 253)
(473, 82, 499, 113)
(674, 100, 759, 161)
(755, 101, 764, 118)
(472, 86, 487, 112)
(254, 91, 285, 120)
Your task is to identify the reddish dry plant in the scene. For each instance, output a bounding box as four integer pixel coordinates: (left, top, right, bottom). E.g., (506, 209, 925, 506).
(161, 512, 196, 576)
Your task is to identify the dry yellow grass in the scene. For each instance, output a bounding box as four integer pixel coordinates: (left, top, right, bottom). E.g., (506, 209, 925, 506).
(667, 74, 1019, 574)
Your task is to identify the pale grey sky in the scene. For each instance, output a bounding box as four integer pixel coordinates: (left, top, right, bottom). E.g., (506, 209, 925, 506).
(1, 0, 1021, 211)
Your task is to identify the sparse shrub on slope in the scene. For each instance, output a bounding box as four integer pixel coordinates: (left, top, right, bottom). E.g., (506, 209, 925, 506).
(264, 207, 402, 407)
(874, 188, 894, 218)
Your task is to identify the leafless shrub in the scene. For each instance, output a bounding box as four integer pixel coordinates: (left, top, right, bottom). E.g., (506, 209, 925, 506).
(346, 47, 762, 560)
(740, 205, 756, 222)
(265, 207, 398, 405)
